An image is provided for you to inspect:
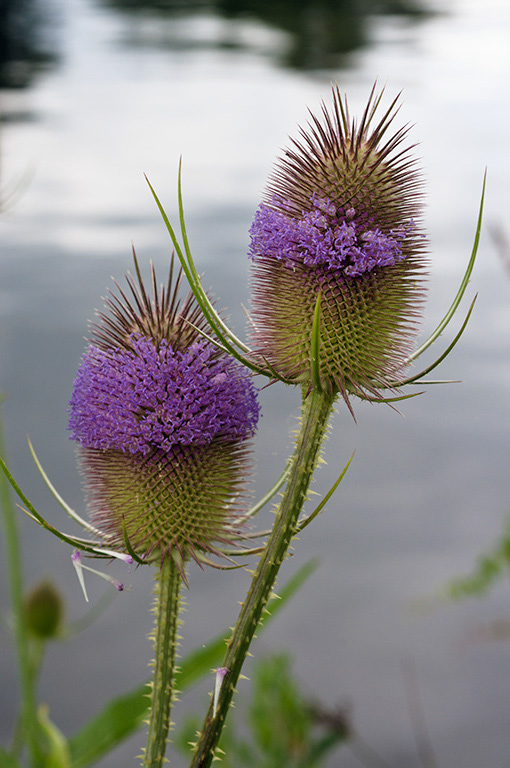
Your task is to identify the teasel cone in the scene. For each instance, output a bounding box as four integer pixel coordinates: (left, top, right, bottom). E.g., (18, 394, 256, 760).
(248, 85, 428, 405)
(68, 255, 260, 573)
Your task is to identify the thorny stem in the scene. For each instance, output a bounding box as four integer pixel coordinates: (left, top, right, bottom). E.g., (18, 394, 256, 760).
(189, 386, 336, 768)
(143, 556, 183, 768)
(0, 409, 43, 767)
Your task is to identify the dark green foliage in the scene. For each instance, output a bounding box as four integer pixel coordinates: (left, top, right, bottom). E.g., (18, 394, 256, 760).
(176, 654, 349, 768)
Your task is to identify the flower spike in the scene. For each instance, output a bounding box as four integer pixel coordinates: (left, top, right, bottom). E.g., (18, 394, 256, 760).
(248, 85, 427, 407)
(1, 250, 262, 583)
(68, 251, 260, 570)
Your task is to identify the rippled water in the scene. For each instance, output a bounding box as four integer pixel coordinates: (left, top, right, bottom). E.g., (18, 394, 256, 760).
(1, 0, 510, 765)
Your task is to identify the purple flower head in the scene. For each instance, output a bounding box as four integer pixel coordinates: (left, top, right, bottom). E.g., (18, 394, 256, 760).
(249, 195, 415, 277)
(68, 256, 260, 570)
(69, 336, 259, 455)
(248, 86, 428, 404)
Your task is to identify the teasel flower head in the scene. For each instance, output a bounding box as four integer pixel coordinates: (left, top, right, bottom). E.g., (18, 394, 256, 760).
(248, 86, 427, 406)
(67, 255, 260, 573)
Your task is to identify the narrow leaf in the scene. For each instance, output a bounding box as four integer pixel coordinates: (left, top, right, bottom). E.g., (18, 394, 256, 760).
(146, 172, 276, 379)
(408, 170, 486, 363)
(243, 462, 291, 520)
(297, 453, 354, 532)
(310, 293, 322, 392)
(68, 686, 150, 768)
(176, 161, 251, 355)
(390, 295, 477, 388)
(0, 457, 104, 557)
(28, 439, 101, 536)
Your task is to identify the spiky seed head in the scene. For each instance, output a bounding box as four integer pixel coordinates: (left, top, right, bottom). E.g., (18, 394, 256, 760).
(248, 86, 427, 403)
(68, 255, 260, 569)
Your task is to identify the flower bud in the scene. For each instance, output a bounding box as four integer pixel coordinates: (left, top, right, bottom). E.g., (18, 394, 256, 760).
(68, 260, 260, 569)
(248, 86, 427, 402)
(24, 581, 64, 640)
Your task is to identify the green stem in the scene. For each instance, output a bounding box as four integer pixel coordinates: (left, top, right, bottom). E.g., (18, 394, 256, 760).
(0, 408, 43, 766)
(189, 387, 336, 768)
(143, 556, 183, 768)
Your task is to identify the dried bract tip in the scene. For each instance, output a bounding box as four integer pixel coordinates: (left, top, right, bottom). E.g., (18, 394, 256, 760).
(249, 86, 427, 403)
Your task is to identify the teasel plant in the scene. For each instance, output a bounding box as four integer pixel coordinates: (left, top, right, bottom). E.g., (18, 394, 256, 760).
(0, 254, 292, 768)
(145, 84, 486, 767)
(0, 84, 485, 768)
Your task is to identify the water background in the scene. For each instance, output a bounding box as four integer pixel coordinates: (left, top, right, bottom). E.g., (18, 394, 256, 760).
(1, 0, 510, 765)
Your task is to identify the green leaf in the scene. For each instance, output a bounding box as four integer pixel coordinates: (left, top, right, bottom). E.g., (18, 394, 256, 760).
(0, 748, 23, 768)
(38, 705, 71, 768)
(408, 169, 486, 364)
(146, 170, 288, 382)
(388, 295, 477, 389)
(68, 686, 150, 768)
(249, 654, 311, 764)
(67, 560, 318, 766)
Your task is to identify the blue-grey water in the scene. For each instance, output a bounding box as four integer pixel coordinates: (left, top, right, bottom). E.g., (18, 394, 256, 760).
(1, 0, 510, 766)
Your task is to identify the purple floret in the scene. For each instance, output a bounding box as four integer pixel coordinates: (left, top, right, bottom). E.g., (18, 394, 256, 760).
(68, 336, 260, 455)
(248, 196, 413, 277)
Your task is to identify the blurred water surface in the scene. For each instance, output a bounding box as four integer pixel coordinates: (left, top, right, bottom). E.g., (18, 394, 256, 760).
(1, 0, 510, 766)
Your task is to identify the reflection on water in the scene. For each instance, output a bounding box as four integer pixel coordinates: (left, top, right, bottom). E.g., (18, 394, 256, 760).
(0, 0, 59, 88)
(103, 0, 431, 69)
